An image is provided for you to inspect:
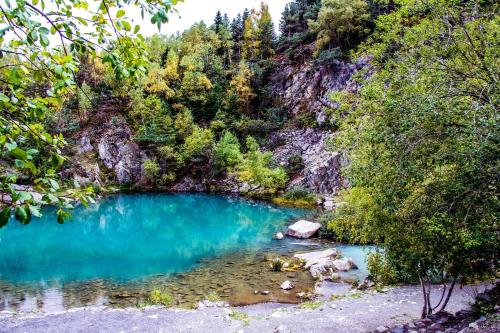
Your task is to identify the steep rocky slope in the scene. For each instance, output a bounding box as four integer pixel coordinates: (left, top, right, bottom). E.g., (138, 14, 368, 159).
(62, 55, 369, 198)
(62, 99, 145, 186)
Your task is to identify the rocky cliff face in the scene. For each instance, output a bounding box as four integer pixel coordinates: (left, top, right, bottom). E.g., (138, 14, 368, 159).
(270, 56, 371, 125)
(63, 56, 368, 197)
(62, 100, 145, 186)
(268, 129, 348, 196)
(262, 56, 370, 195)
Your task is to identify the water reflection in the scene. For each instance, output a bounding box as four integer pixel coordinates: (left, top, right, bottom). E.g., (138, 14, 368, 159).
(0, 194, 315, 311)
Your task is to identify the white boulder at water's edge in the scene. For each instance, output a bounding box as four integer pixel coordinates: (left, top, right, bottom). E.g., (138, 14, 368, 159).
(294, 248, 358, 279)
(332, 257, 358, 271)
(294, 249, 338, 268)
(285, 220, 322, 239)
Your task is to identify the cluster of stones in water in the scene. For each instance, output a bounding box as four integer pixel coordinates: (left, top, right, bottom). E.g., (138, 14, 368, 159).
(73, 250, 317, 309)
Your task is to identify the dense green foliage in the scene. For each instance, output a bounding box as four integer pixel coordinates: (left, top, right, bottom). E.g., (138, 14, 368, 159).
(67, 4, 290, 193)
(326, 0, 499, 317)
(1, 0, 498, 318)
(0, 0, 182, 225)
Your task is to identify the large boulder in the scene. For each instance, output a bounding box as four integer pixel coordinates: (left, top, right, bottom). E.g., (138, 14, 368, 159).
(285, 220, 322, 238)
(294, 249, 339, 278)
(294, 249, 338, 268)
(332, 257, 358, 271)
(294, 249, 358, 279)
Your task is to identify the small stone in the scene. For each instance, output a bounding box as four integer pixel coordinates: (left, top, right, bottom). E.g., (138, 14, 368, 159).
(280, 281, 294, 290)
(429, 323, 443, 330)
(468, 322, 479, 330)
(261, 290, 270, 295)
(390, 327, 405, 333)
(374, 326, 389, 333)
(444, 329, 458, 333)
(254, 290, 259, 295)
(274, 232, 284, 240)
(273, 324, 290, 333)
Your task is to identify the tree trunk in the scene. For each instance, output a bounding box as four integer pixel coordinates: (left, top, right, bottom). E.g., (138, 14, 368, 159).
(439, 276, 458, 312)
(420, 276, 428, 318)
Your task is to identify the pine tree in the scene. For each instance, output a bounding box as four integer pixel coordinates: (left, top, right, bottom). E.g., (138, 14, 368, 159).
(214, 10, 223, 34)
(223, 13, 230, 28)
(242, 8, 250, 26)
(231, 14, 243, 62)
(279, 5, 291, 37)
(257, 3, 275, 59)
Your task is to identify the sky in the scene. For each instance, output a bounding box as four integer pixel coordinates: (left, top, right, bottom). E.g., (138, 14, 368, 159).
(137, 0, 290, 36)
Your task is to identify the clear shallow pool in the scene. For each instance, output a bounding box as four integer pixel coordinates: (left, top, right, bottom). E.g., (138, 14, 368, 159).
(0, 193, 371, 312)
(0, 193, 307, 283)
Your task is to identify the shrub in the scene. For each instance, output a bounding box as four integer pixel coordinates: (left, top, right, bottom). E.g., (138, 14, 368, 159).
(150, 289, 175, 307)
(270, 258, 283, 272)
(366, 251, 399, 286)
(213, 131, 242, 172)
(143, 159, 160, 183)
(272, 186, 317, 208)
(284, 186, 315, 201)
(159, 172, 176, 185)
(286, 154, 305, 174)
(237, 137, 288, 193)
(181, 126, 214, 161)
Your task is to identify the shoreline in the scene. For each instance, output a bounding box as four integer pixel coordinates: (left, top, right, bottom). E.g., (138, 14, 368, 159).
(1, 282, 491, 333)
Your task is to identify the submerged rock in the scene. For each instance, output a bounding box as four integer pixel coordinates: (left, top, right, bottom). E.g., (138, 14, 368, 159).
(280, 281, 294, 290)
(285, 220, 322, 239)
(274, 232, 284, 240)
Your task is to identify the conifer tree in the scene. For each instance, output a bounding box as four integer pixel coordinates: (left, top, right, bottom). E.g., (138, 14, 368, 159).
(242, 12, 257, 61)
(257, 3, 276, 59)
(214, 10, 223, 34)
(231, 14, 244, 62)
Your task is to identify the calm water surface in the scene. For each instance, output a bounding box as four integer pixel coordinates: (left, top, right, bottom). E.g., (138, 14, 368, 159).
(0, 193, 370, 312)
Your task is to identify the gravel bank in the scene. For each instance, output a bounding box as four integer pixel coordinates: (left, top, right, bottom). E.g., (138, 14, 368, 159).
(0, 283, 486, 333)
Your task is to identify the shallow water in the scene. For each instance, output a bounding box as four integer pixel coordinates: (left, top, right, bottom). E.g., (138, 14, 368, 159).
(0, 193, 370, 312)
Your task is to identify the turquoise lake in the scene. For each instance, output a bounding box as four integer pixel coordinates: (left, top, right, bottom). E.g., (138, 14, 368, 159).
(0, 193, 307, 283)
(0, 193, 371, 311)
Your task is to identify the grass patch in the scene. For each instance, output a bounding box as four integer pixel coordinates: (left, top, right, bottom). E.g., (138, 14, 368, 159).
(328, 294, 346, 301)
(271, 197, 317, 208)
(349, 291, 363, 299)
(229, 310, 250, 326)
(149, 289, 175, 307)
(299, 300, 324, 310)
(270, 258, 284, 271)
(205, 291, 220, 302)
